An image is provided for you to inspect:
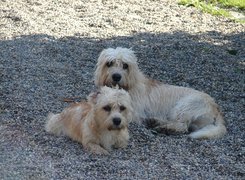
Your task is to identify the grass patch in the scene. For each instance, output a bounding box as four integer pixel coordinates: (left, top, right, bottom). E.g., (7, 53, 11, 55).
(179, 0, 245, 23)
(215, 0, 245, 10)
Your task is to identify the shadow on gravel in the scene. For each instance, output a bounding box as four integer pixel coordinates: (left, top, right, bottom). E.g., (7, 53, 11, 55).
(1, 31, 244, 179)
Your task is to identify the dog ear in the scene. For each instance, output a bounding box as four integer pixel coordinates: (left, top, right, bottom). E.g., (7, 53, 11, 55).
(87, 90, 101, 104)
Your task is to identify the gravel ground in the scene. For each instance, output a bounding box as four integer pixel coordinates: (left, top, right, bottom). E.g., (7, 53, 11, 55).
(0, 0, 244, 179)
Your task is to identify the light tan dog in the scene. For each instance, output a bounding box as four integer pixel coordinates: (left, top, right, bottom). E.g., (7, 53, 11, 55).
(94, 47, 227, 139)
(45, 86, 133, 155)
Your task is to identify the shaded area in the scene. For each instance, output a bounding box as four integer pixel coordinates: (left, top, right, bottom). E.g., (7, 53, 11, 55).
(0, 31, 244, 179)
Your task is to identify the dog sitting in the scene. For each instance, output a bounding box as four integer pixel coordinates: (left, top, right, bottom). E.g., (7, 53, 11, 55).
(94, 47, 227, 139)
(45, 86, 133, 155)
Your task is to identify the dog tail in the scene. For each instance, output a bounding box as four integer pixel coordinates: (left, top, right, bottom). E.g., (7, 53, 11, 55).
(189, 114, 227, 139)
(45, 113, 64, 135)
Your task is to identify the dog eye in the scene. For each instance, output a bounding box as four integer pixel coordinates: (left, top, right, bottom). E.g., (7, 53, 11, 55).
(120, 106, 126, 111)
(106, 61, 113, 67)
(103, 105, 111, 112)
(123, 63, 128, 70)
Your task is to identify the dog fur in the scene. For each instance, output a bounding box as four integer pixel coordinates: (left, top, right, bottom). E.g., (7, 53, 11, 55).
(94, 47, 227, 139)
(45, 86, 133, 155)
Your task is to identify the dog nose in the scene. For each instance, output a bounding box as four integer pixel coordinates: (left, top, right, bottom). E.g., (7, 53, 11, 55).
(113, 117, 121, 126)
(112, 73, 121, 82)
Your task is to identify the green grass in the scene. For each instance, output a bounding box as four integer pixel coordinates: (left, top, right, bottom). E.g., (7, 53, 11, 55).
(179, 0, 245, 23)
(214, 0, 245, 10)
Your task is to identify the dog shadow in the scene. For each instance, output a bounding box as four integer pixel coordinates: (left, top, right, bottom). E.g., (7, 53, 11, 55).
(1, 30, 243, 145)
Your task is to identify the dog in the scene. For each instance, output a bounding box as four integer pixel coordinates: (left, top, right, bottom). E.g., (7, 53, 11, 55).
(45, 86, 133, 155)
(94, 47, 227, 139)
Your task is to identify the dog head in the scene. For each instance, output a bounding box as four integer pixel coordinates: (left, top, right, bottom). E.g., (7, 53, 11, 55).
(94, 47, 142, 90)
(88, 86, 133, 131)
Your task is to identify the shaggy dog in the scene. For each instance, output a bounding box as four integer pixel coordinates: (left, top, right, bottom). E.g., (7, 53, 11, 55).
(45, 86, 133, 155)
(94, 47, 227, 139)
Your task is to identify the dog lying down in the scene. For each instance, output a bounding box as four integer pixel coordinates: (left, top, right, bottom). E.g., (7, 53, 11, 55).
(94, 47, 227, 139)
(45, 86, 133, 155)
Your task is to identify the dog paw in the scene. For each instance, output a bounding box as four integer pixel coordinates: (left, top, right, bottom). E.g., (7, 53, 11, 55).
(94, 149, 109, 155)
(153, 125, 179, 135)
(113, 141, 128, 149)
(144, 118, 161, 128)
(89, 147, 109, 155)
(86, 143, 110, 155)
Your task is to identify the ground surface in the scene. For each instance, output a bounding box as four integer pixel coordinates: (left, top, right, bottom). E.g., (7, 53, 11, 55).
(0, 0, 244, 179)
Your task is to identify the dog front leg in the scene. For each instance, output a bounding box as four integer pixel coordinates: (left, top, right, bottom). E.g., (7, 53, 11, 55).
(144, 118, 170, 129)
(85, 142, 109, 155)
(114, 130, 129, 149)
(144, 118, 161, 128)
(153, 121, 189, 135)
